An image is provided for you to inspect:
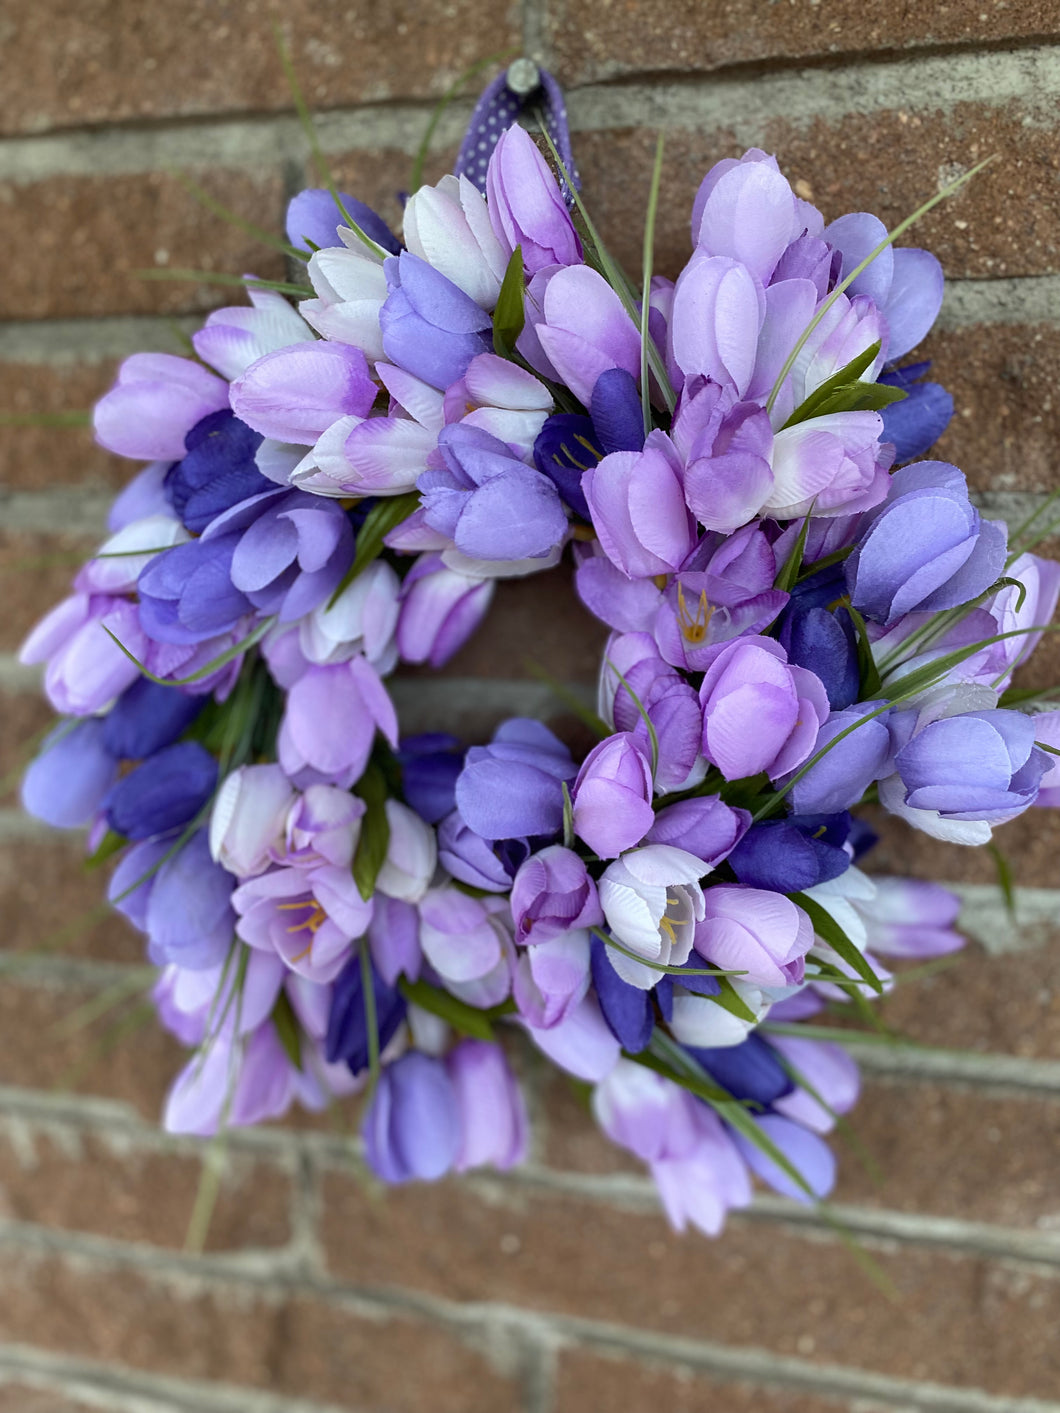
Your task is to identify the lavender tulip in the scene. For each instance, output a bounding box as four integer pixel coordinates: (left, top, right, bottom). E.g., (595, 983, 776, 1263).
(418, 423, 568, 561)
(277, 655, 398, 788)
(446, 1040, 529, 1171)
(534, 265, 641, 406)
(21, 593, 147, 716)
(644, 796, 749, 866)
(583, 431, 695, 581)
(733, 1113, 836, 1203)
(455, 719, 576, 841)
(274, 784, 364, 871)
(604, 635, 704, 793)
(209, 764, 296, 878)
(144, 830, 235, 971)
(771, 1035, 860, 1134)
(437, 811, 516, 891)
(229, 340, 377, 447)
(404, 173, 508, 308)
(368, 894, 423, 985)
(765, 410, 892, 521)
(363, 1052, 458, 1184)
(598, 844, 707, 988)
(379, 252, 493, 390)
(233, 863, 372, 983)
(524, 993, 621, 1082)
(227, 490, 354, 622)
(845, 461, 1008, 625)
(785, 702, 895, 816)
(826, 212, 943, 360)
(693, 885, 814, 988)
(137, 534, 254, 645)
(418, 885, 505, 983)
(485, 123, 582, 275)
(670, 254, 765, 397)
(396, 553, 495, 668)
(193, 291, 312, 383)
(94, 353, 229, 461)
(698, 636, 830, 782)
(286, 188, 400, 256)
(513, 929, 591, 1028)
(510, 845, 603, 945)
(21, 719, 118, 829)
(856, 877, 964, 958)
(693, 157, 802, 283)
(446, 353, 554, 455)
(571, 733, 655, 859)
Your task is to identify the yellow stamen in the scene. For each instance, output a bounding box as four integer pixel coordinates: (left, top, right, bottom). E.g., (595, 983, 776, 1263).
(676, 581, 713, 644)
(659, 916, 677, 944)
(277, 898, 327, 936)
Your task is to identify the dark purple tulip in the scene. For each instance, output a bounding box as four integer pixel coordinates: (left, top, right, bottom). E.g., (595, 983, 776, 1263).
(687, 1035, 794, 1106)
(103, 741, 218, 840)
(380, 252, 492, 391)
(878, 361, 953, 462)
(145, 830, 235, 971)
(21, 719, 118, 829)
(362, 1051, 459, 1184)
(845, 461, 1008, 625)
(591, 934, 654, 1053)
(590, 368, 646, 455)
(728, 815, 852, 893)
(164, 410, 271, 536)
(533, 413, 597, 518)
(138, 534, 253, 645)
(102, 677, 204, 761)
(285, 188, 400, 255)
(397, 734, 465, 823)
(229, 490, 354, 621)
(325, 952, 407, 1076)
(894, 710, 1049, 821)
(418, 423, 568, 562)
(455, 719, 576, 842)
(778, 603, 860, 711)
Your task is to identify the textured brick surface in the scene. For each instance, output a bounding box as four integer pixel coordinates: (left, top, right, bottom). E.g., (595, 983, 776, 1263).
(1, 171, 287, 320)
(547, 0, 1060, 85)
(576, 108, 1060, 283)
(0, 1127, 292, 1251)
(0, 692, 50, 806)
(0, 1251, 522, 1411)
(0, 838, 146, 964)
(0, 1389, 100, 1413)
(867, 804, 1060, 889)
(0, 532, 98, 651)
(555, 1351, 851, 1413)
(319, 1171, 1060, 1398)
(0, 363, 126, 492)
(0, 1, 521, 135)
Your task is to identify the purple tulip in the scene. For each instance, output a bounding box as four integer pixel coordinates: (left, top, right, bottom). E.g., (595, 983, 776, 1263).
(396, 553, 495, 668)
(604, 635, 704, 793)
(396, 734, 465, 824)
(845, 461, 1008, 625)
(510, 845, 603, 945)
(418, 886, 505, 983)
(363, 1052, 459, 1184)
(446, 1039, 529, 1171)
(455, 719, 575, 841)
(228, 491, 354, 622)
(571, 733, 655, 859)
(825, 212, 943, 361)
(144, 830, 236, 971)
(192, 291, 313, 384)
(513, 928, 591, 1028)
(693, 156, 802, 283)
(437, 811, 514, 892)
(644, 796, 749, 866)
(583, 432, 696, 580)
(94, 353, 229, 461)
(326, 951, 406, 1074)
(892, 709, 1049, 823)
(728, 814, 852, 894)
(693, 885, 814, 988)
(771, 1035, 860, 1135)
(103, 741, 218, 841)
(163, 411, 271, 535)
(379, 252, 493, 391)
(229, 340, 377, 445)
(21, 719, 118, 829)
(878, 360, 954, 462)
(418, 423, 568, 562)
(534, 265, 642, 407)
(699, 636, 830, 782)
(669, 254, 765, 397)
(785, 702, 895, 815)
(733, 1113, 836, 1203)
(368, 894, 423, 985)
(285, 188, 400, 256)
(679, 390, 776, 535)
(485, 123, 582, 275)
(277, 655, 398, 788)
(137, 534, 254, 645)
(233, 863, 371, 983)
(103, 677, 204, 762)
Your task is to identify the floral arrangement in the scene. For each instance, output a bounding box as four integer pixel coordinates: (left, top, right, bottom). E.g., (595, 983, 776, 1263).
(16, 63, 1060, 1237)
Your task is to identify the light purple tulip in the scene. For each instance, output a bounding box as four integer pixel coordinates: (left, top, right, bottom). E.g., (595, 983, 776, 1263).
(733, 1113, 836, 1203)
(229, 341, 377, 444)
(977, 550, 1060, 688)
(513, 928, 591, 1028)
(193, 289, 312, 381)
(597, 844, 707, 988)
(765, 410, 892, 521)
(446, 1039, 530, 1171)
(825, 211, 943, 360)
(21, 594, 146, 717)
(771, 1035, 861, 1135)
(396, 553, 495, 668)
(510, 845, 603, 945)
(604, 633, 704, 793)
(94, 353, 229, 461)
(1033, 712, 1060, 808)
(436, 810, 514, 892)
(669, 254, 765, 397)
(583, 432, 696, 580)
(786, 701, 895, 815)
(444, 353, 553, 455)
(535, 265, 641, 406)
(209, 764, 297, 878)
(571, 733, 655, 859)
(405, 173, 508, 307)
(768, 290, 885, 427)
(892, 709, 1048, 823)
(375, 800, 437, 903)
(21, 719, 118, 829)
(524, 993, 621, 1082)
(363, 1051, 459, 1184)
(455, 719, 575, 842)
(644, 796, 749, 866)
(857, 877, 964, 958)
(694, 157, 802, 284)
(693, 885, 813, 987)
(298, 559, 401, 672)
(680, 392, 776, 534)
(145, 831, 236, 972)
(379, 251, 493, 391)
(233, 863, 372, 983)
(273, 784, 365, 870)
(277, 655, 398, 787)
(486, 123, 582, 275)
(418, 885, 505, 983)
(699, 636, 829, 782)
(368, 894, 423, 985)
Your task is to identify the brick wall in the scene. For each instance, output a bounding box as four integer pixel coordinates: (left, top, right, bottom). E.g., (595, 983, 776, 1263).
(2, 3, 1060, 1410)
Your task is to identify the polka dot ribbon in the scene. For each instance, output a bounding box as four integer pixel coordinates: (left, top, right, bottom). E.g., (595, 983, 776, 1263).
(455, 61, 581, 201)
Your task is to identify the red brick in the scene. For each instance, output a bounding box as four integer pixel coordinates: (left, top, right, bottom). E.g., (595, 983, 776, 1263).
(0, 531, 98, 652)
(0, 1389, 101, 1413)
(318, 1171, 1060, 1398)
(0, 2, 521, 135)
(0, 362, 128, 493)
(0, 1251, 521, 1412)
(0, 838, 146, 965)
(576, 108, 1060, 284)
(1, 171, 287, 320)
(0, 1127, 291, 1251)
(327, 143, 459, 237)
(547, 0, 1060, 86)
(864, 802, 1060, 890)
(0, 692, 51, 807)
(555, 1350, 850, 1413)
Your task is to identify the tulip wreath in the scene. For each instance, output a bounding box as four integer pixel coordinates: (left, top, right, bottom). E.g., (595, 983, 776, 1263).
(16, 60, 1060, 1238)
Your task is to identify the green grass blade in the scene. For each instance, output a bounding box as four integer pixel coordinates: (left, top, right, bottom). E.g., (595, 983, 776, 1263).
(640, 134, 665, 436)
